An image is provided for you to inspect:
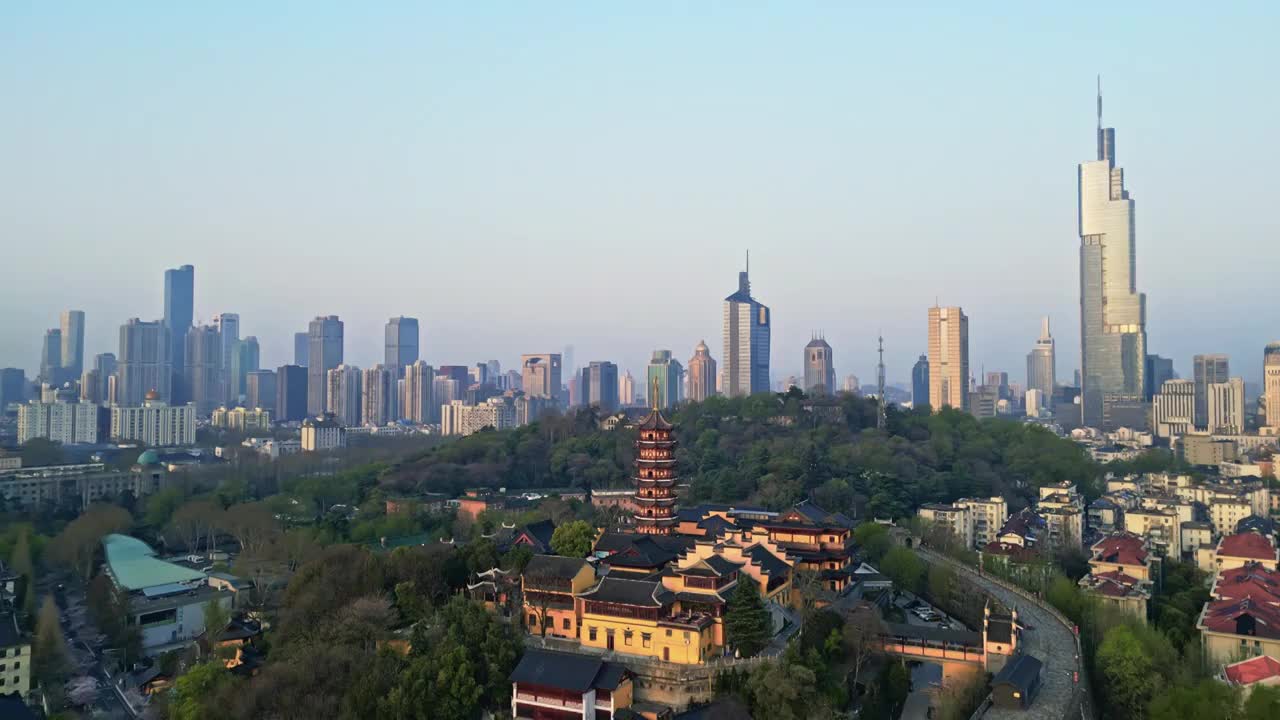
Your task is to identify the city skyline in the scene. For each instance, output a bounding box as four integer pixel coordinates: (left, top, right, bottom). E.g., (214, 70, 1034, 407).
(3, 6, 1278, 387)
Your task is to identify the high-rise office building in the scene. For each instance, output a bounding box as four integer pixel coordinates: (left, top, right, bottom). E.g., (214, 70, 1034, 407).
(307, 316, 344, 415)
(60, 310, 85, 380)
(229, 336, 260, 403)
(384, 317, 419, 375)
(276, 365, 308, 422)
(362, 365, 397, 426)
(164, 265, 194, 395)
(80, 370, 102, 404)
(402, 361, 435, 424)
(1026, 317, 1055, 401)
(928, 306, 969, 412)
(184, 325, 224, 416)
(18, 400, 105, 445)
(1207, 377, 1245, 434)
(1152, 379, 1194, 439)
(294, 332, 309, 367)
(843, 375, 861, 394)
(326, 364, 362, 427)
(212, 313, 240, 404)
(686, 341, 717, 403)
(39, 328, 62, 384)
(803, 337, 835, 395)
(109, 394, 196, 446)
(1144, 354, 1175, 401)
(1193, 354, 1230, 430)
(722, 262, 770, 397)
(646, 350, 683, 410)
(1079, 85, 1146, 430)
(912, 355, 930, 408)
(92, 353, 117, 405)
(521, 354, 562, 404)
(245, 370, 277, 414)
(619, 370, 635, 408)
(580, 361, 619, 412)
(118, 319, 171, 405)
(1265, 343, 1280, 430)
(0, 368, 26, 410)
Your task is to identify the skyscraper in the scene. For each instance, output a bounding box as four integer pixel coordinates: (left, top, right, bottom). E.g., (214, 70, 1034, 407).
(362, 365, 397, 427)
(928, 305, 968, 412)
(326, 364, 362, 427)
(230, 336, 260, 403)
(402, 361, 435, 424)
(60, 310, 85, 380)
(1026, 317, 1055, 401)
(1079, 83, 1146, 430)
(276, 365, 308, 422)
(307, 316, 344, 415)
(619, 370, 635, 408)
(384, 317, 419, 374)
(646, 350, 683, 410)
(1207, 377, 1245, 435)
(803, 336, 835, 395)
(1193, 354, 1230, 430)
(39, 328, 62, 384)
(520, 354, 562, 404)
(1144, 354, 1175, 401)
(1265, 343, 1280, 430)
(721, 260, 770, 397)
(245, 370, 277, 415)
(1152, 379, 1195, 439)
(686, 341, 717, 403)
(294, 332, 309, 367)
(164, 264, 194, 393)
(911, 355, 930, 408)
(184, 325, 224, 416)
(580, 361, 619, 412)
(0, 368, 27, 410)
(117, 319, 171, 405)
(213, 313, 240, 404)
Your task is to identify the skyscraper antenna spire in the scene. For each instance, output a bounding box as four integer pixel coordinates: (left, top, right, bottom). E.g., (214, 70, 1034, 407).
(877, 333, 887, 430)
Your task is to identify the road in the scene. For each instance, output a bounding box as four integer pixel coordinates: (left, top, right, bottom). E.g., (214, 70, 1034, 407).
(917, 548, 1088, 720)
(40, 573, 137, 719)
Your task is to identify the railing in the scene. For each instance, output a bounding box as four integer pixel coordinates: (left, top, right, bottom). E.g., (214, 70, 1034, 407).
(514, 691, 583, 710)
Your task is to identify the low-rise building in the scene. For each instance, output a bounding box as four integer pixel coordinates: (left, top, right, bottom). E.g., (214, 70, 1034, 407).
(110, 394, 197, 446)
(17, 400, 106, 444)
(577, 577, 717, 664)
(1197, 562, 1280, 665)
(210, 406, 272, 432)
(522, 555, 596, 640)
(0, 611, 31, 698)
(0, 456, 167, 511)
(1197, 533, 1280, 575)
(918, 503, 973, 549)
(440, 397, 517, 437)
(1181, 521, 1215, 560)
(1079, 533, 1154, 620)
(1222, 654, 1280, 693)
(509, 648, 634, 720)
(301, 414, 345, 452)
(955, 497, 1008, 548)
(1123, 508, 1181, 558)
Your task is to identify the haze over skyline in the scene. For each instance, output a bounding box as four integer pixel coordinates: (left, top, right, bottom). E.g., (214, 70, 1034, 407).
(3, 3, 1277, 385)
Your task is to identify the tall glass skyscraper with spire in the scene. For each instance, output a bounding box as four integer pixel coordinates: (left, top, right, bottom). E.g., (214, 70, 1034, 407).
(1079, 82, 1146, 429)
(722, 259, 770, 397)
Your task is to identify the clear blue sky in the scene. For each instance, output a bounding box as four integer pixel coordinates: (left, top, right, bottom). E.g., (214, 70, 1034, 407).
(3, 2, 1277, 387)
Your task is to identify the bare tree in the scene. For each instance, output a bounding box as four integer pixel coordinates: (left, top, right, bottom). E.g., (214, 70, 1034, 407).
(843, 604, 886, 692)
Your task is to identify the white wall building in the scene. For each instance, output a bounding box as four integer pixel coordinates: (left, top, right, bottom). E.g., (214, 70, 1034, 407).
(110, 397, 196, 446)
(440, 398, 516, 437)
(18, 401, 103, 444)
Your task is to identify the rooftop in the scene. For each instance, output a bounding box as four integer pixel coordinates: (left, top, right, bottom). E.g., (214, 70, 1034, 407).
(579, 577, 672, 608)
(1224, 655, 1280, 686)
(524, 554, 591, 581)
(509, 648, 630, 693)
(1218, 533, 1277, 561)
(103, 534, 206, 591)
(993, 654, 1043, 694)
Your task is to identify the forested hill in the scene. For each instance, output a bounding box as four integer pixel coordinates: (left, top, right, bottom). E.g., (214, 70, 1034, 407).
(383, 392, 1103, 519)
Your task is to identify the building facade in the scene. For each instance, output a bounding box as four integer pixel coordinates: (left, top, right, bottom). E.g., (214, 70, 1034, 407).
(1153, 379, 1195, 439)
(1265, 343, 1280, 430)
(633, 410, 678, 535)
(384, 316, 419, 374)
(245, 369, 277, 415)
(521, 354, 562, 405)
(163, 265, 194, 393)
(928, 305, 968, 412)
(911, 355, 929, 408)
(1079, 90, 1146, 430)
(582, 361, 619, 412)
(646, 350, 683, 410)
(440, 398, 516, 437)
(184, 325, 223, 416)
(686, 340, 717, 403)
(361, 364, 397, 426)
(17, 401, 105, 444)
(110, 395, 196, 446)
(301, 414, 345, 451)
(307, 315, 344, 415)
(722, 265, 770, 397)
(1193, 354, 1231, 430)
(60, 310, 85, 381)
(1026, 316, 1055, 401)
(118, 319, 172, 406)
(1207, 377, 1246, 435)
(803, 337, 835, 396)
(276, 365, 308, 422)
(402, 361, 435, 424)
(326, 364, 362, 427)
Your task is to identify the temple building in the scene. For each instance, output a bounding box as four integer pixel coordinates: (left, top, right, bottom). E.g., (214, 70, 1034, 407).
(634, 409, 678, 535)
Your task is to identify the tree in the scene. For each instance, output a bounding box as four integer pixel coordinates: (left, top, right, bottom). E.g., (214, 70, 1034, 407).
(169, 499, 225, 554)
(724, 578, 772, 658)
(169, 661, 237, 720)
(842, 605, 885, 693)
(748, 655, 822, 720)
(19, 437, 65, 467)
(880, 547, 924, 595)
(862, 659, 910, 719)
(202, 598, 231, 657)
(46, 503, 133, 579)
(381, 646, 484, 720)
(1148, 680, 1240, 720)
(549, 520, 595, 558)
(1245, 684, 1280, 719)
(34, 595, 70, 689)
(1096, 625, 1163, 720)
(9, 528, 36, 617)
(853, 522, 891, 563)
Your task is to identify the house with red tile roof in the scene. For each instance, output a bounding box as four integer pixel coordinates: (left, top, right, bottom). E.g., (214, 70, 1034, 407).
(1197, 532, 1280, 575)
(1079, 533, 1155, 619)
(1222, 655, 1280, 692)
(1198, 561, 1280, 665)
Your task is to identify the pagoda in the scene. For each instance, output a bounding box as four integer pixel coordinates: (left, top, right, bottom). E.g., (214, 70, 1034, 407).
(633, 407, 678, 535)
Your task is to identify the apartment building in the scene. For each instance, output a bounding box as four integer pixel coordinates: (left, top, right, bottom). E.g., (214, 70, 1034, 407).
(918, 503, 973, 549)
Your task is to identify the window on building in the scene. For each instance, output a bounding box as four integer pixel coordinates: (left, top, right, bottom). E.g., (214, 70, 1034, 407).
(588, 627, 597, 641)
(665, 629, 672, 637)
(529, 614, 538, 626)
(562, 618, 570, 630)
(11, 662, 17, 670)
(642, 633, 651, 648)
(624, 630, 633, 646)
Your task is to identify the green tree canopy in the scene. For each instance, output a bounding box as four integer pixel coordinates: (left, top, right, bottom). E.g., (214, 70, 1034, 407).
(853, 522, 891, 562)
(549, 520, 596, 557)
(724, 577, 772, 658)
(880, 547, 925, 595)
